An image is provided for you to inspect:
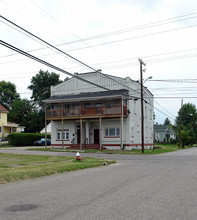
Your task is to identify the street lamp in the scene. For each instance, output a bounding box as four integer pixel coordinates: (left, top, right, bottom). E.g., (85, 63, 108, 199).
(144, 76, 153, 84)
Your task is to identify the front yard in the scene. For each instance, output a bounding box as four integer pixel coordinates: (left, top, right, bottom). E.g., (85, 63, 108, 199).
(0, 153, 115, 184)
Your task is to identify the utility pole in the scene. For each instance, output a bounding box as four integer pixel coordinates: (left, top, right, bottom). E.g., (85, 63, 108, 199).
(139, 58, 146, 153)
(179, 99, 183, 148)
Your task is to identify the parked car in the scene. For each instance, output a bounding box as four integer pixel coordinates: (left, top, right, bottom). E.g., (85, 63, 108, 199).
(34, 138, 51, 146)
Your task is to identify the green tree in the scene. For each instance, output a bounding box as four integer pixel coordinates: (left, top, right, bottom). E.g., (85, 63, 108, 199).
(8, 99, 34, 131)
(163, 118, 171, 126)
(175, 103, 197, 128)
(0, 81, 20, 110)
(28, 70, 62, 108)
(175, 103, 197, 146)
(8, 99, 45, 133)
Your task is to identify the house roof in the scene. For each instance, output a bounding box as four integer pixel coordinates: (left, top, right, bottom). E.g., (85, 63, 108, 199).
(0, 104, 8, 113)
(43, 89, 129, 103)
(154, 124, 168, 132)
(154, 124, 176, 135)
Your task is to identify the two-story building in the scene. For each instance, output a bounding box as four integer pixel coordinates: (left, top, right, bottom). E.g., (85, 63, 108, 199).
(43, 71, 154, 150)
(0, 104, 19, 139)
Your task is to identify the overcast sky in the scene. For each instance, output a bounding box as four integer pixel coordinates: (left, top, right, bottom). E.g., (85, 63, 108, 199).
(1, 0, 197, 124)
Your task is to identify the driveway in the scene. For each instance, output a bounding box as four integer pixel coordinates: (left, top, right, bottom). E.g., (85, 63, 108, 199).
(0, 147, 197, 219)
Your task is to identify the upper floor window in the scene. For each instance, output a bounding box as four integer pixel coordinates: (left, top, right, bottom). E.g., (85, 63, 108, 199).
(131, 127, 134, 138)
(134, 101, 137, 114)
(150, 109, 153, 120)
(145, 107, 147, 118)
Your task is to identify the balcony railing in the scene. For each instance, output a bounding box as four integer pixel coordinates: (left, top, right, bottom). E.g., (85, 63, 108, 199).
(46, 105, 127, 119)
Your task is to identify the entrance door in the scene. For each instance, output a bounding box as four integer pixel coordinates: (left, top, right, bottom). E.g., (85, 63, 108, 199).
(77, 130, 80, 144)
(94, 129, 99, 144)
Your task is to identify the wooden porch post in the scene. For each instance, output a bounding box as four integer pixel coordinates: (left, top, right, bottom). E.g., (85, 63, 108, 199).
(120, 97, 123, 150)
(80, 118, 83, 150)
(99, 117, 102, 150)
(62, 103, 64, 149)
(44, 104, 47, 149)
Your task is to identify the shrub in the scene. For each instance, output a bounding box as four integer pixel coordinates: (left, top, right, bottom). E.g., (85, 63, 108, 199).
(7, 133, 51, 146)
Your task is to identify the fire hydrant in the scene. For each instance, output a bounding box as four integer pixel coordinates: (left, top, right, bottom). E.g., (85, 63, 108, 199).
(76, 152, 81, 161)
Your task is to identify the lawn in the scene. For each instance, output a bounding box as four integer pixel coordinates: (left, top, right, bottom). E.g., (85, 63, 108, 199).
(0, 153, 115, 184)
(28, 143, 187, 154)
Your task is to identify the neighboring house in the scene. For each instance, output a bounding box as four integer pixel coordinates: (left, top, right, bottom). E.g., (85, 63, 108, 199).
(43, 71, 154, 150)
(0, 104, 19, 139)
(17, 126, 26, 133)
(40, 122, 51, 134)
(154, 124, 176, 142)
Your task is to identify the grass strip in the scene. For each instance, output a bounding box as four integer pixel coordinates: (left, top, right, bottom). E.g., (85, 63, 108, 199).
(28, 144, 191, 154)
(0, 153, 115, 184)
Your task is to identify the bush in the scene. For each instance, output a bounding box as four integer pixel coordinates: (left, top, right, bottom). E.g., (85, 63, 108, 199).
(170, 138, 177, 144)
(7, 133, 51, 146)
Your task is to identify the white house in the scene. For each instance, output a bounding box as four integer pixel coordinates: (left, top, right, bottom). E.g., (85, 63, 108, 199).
(43, 71, 154, 150)
(40, 122, 51, 134)
(154, 124, 176, 142)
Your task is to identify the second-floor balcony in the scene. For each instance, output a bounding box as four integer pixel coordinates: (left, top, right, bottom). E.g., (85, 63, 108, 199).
(44, 89, 129, 120)
(46, 105, 127, 120)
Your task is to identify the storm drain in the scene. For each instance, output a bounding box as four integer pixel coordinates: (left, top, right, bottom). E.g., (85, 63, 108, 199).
(5, 204, 39, 212)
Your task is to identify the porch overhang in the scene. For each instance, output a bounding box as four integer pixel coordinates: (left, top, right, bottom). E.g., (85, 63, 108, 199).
(3, 123, 18, 128)
(43, 89, 129, 104)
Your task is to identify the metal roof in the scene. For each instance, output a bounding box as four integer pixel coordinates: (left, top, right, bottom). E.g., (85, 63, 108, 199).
(43, 89, 128, 103)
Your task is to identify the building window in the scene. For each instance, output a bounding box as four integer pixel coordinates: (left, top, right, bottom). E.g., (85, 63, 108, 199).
(137, 124, 140, 133)
(116, 128, 119, 136)
(57, 129, 69, 140)
(0, 126, 1, 133)
(105, 128, 120, 137)
(105, 128, 108, 136)
(106, 104, 111, 109)
(134, 101, 136, 114)
(57, 131, 61, 139)
(150, 127, 153, 138)
(150, 109, 152, 120)
(109, 128, 115, 136)
(131, 127, 134, 138)
(13, 128, 16, 132)
(85, 103, 90, 108)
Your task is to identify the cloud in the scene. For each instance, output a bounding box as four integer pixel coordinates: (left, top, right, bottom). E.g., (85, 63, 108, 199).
(97, 0, 164, 12)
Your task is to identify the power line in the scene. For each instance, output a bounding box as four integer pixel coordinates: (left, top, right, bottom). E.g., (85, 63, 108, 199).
(151, 97, 197, 99)
(0, 41, 179, 121)
(0, 15, 140, 95)
(1, 15, 144, 96)
(154, 100, 176, 118)
(145, 96, 176, 121)
(0, 40, 111, 91)
(149, 79, 197, 83)
(0, 0, 67, 45)
(29, 0, 98, 54)
(1, 12, 197, 60)
(154, 106, 176, 121)
(0, 15, 97, 72)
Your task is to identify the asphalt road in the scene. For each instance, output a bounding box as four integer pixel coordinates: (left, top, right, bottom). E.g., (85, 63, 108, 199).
(0, 147, 197, 219)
